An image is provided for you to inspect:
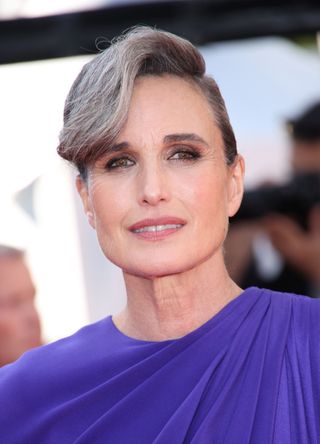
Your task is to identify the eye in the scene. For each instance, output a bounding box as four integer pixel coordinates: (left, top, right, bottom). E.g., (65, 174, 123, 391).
(169, 148, 201, 161)
(105, 156, 135, 170)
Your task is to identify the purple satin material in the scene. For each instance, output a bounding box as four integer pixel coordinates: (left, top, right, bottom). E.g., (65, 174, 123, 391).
(0, 287, 319, 443)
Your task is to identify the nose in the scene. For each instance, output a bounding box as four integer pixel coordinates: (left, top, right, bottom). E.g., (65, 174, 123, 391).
(137, 163, 170, 206)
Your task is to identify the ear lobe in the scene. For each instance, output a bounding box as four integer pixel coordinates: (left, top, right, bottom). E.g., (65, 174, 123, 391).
(227, 155, 245, 218)
(76, 175, 96, 229)
(86, 211, 95, 227)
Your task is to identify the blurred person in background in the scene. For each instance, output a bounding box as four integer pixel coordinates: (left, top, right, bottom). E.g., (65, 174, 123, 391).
(0, 245, 42, 366)
(0, 27, 320, 443)
(226, 101, 320, 297)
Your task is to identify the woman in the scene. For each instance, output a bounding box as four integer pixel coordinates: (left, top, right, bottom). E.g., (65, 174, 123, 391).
(0, 27, 319, 443)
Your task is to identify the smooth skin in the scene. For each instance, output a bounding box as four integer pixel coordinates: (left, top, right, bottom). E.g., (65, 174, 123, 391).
(77, 75, 245, 341)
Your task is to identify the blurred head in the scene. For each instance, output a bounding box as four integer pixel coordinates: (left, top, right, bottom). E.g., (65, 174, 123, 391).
(0, 246, 42, 366)
(58, 27, 244, 279)
(288, 101, 320, 174)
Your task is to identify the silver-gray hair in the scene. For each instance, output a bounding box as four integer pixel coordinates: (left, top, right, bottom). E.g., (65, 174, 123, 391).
(57, 26, 237, 178)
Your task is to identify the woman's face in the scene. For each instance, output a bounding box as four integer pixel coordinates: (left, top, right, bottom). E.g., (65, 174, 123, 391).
(77, 75, 244, 278)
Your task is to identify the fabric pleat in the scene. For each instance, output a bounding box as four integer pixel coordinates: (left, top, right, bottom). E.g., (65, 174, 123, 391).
(0, 287, 319, 443)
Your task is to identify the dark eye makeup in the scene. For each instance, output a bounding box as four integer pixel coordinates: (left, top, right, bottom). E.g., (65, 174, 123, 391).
(168, 147, 202, 161)
(102, 145, 203, 172)
(105, 156, 135, 171)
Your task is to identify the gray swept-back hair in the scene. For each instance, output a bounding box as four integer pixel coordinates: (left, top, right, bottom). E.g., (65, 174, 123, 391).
(57, 26, 237, 179)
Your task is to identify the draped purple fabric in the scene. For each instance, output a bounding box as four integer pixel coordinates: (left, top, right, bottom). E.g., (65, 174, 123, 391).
(0, 287, 319, 443)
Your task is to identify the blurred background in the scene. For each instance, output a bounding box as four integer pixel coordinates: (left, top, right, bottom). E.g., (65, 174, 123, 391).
(0, 0, 319, 346)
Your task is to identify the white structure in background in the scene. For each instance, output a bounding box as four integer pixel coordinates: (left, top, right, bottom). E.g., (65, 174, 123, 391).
(201, 38, 320, 187)
(0, 57, 89, 342)
(0, 0, 106, 19)
(0, 37, 319, 342)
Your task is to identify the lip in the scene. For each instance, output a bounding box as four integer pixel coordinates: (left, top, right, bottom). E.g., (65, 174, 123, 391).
(128, 217, 186, 231)
(128, 217, 186, 240)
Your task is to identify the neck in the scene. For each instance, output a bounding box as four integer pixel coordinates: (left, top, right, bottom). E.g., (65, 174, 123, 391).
(113, 254, 242, 342)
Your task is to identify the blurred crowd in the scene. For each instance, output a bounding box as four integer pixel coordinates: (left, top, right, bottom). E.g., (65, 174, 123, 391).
(226, 101, 320, 297)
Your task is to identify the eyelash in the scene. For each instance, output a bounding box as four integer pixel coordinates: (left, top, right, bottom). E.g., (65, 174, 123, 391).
(104, 147, 201, 171)
(105, 156, 135, 170)
(169, 148, 201, 161)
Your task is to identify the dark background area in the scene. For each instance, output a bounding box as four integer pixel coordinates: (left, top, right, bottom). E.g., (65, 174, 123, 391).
(0, 0, 319, 64)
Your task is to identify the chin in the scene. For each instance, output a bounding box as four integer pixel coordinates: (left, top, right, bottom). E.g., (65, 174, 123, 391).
(120, 255, 201, 280)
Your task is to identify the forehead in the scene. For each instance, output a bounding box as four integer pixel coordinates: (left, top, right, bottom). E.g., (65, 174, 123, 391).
(118, 75, 221, 145)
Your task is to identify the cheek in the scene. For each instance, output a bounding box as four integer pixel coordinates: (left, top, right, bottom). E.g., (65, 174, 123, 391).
(182, 171, 228, 220)
(90, 183, 130, 239)
(91, 183, 119, 221)
(0, 314, 18, 336)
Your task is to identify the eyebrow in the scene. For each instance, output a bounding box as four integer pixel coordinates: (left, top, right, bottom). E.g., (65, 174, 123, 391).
(108, 141, 130, 153)
(109, 133, 209, 153)
(163, 133, 209, 147)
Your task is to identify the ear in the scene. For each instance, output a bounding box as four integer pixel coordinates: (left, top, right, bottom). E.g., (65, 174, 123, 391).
(76, 175, 96, 229)
(227, 155, 245, 217)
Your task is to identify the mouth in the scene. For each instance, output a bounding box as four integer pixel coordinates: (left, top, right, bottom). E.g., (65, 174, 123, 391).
(133, 224, 183, 233)
(128, 218, 186, 240)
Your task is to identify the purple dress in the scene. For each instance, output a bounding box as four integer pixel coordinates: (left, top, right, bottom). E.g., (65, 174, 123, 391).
(0, 287, 319, 443)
